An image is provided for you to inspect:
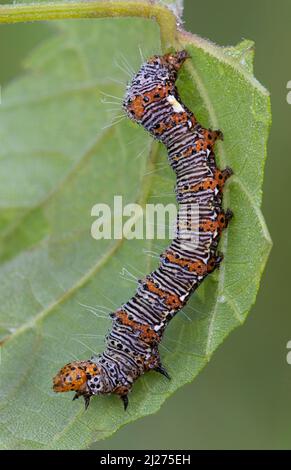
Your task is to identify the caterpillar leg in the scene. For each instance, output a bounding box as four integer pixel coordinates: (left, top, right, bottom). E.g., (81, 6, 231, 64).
(202, 128, 224, 145)
(225, 208, 233, 224)
(208, 128, 224, 142)
(220, 166, 233, 181)
(200, 209, 233, 233)
(217, 209, 233, 231)
(120, 394, 129, 411)
(207, 253, 224, 273)
(213, 167, 233, 191)
(195, 129, 225, 153)
(154, 364, 171, 380)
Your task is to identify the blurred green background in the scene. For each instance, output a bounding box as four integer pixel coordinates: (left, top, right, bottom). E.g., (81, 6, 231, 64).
(0, 0, 290, 449)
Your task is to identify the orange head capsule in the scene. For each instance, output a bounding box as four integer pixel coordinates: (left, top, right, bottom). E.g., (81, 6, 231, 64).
(53, 361, 89, 392)
(53, 360, 103, 409)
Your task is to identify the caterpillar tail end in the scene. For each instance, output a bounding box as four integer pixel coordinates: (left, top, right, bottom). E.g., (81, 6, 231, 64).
(162, 49, 190, 72)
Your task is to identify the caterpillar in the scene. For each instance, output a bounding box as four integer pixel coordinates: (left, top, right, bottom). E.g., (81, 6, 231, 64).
(53, 50, 233, 410)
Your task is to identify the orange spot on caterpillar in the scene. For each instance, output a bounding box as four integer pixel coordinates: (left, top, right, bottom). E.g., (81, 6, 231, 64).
(145, 280, 182, 309)
(164, 250, 208, 276)
(115, 310, 160, 344)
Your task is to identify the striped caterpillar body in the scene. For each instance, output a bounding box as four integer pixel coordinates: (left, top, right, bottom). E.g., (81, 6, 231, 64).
(53, 51, 233, 410)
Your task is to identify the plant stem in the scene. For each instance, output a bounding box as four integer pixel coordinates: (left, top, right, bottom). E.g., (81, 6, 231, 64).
(0, 1, 179, 51)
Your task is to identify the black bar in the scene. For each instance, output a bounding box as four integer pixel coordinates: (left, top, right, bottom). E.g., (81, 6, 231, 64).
(0, 449, 289, 467)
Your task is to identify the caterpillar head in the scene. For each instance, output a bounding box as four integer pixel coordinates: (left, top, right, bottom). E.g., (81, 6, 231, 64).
(52, 360, 110, 409)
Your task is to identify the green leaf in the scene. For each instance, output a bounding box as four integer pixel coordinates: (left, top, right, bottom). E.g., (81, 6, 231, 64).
(0, 14, 271, 449)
